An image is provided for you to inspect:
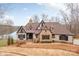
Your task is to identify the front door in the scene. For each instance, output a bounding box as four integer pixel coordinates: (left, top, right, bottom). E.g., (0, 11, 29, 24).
(29, 33, 33, 39)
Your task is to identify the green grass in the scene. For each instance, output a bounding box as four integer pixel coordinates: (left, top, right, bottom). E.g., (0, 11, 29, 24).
(0, 39, 7, 47)
(0, 39, 16, 47)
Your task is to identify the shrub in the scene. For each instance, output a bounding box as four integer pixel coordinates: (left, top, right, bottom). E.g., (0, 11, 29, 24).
(7, 36, 14, 45)
(7, 37, 11, 45)
(10, 37, 14, 44)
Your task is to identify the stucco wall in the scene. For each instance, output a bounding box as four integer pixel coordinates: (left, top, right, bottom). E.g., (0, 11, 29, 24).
(54, 35, 59, 41)
(53, 35, 73, 43)
(33, 34, 36, 39)
(68, 36, 73, 43)
(73, 39, 79, 45)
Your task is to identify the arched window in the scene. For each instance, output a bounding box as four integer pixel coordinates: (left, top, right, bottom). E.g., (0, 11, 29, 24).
(59, 35, 68, 41)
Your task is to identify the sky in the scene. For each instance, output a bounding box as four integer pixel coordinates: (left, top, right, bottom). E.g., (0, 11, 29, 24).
(0, 3, 66, 26)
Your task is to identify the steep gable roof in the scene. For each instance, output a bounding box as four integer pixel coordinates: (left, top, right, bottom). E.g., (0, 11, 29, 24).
(18, 20, 74, 35)
(36, 20, 48, 30)
(17, 26, 26, 33)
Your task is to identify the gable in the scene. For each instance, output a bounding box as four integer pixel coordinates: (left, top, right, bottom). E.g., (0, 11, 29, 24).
(36, 20, 48, 30)
(17, 26, 26, 33)
(40, 29, 52, 35)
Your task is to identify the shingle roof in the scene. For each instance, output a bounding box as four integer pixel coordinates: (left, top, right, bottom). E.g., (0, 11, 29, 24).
(23, 21, 74, 35)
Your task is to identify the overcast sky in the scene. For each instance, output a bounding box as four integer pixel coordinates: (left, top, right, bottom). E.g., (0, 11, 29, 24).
(0, 3, 66, 26)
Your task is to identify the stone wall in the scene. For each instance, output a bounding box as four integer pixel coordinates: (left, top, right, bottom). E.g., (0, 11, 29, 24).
(39, 30, 52, 42)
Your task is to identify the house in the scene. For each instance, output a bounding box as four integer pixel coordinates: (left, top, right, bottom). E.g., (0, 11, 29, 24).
(17, 19, 74, 43)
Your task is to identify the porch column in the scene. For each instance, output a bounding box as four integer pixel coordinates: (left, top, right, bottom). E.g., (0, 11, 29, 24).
(24, 33, 26, 40)
(33, 34, 36, 39)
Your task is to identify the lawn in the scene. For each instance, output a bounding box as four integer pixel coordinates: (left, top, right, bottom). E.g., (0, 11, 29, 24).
(0, 39, 16, 47)
(0, 39, 7, 47)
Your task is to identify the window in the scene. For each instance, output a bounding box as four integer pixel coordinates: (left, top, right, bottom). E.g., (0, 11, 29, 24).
(42, 35, 50, 39)
(59, 35, 68, 41)
(18, 34, 25, 39)
(23, 35, 25, 38)
(52, 34, 55, 38)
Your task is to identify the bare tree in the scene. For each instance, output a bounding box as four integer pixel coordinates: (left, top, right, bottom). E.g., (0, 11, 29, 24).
(2, 18, 14, 26)
(60, 10, 71, 30)
(49, 16, 60, 23)
(32, 15, 39, 23)
(49, 16, 54, 22)
(55, 17, 60, 22)
(41, 14, 48, 22)
(60, 3, 79, 34)
(0, 16, 14, 40)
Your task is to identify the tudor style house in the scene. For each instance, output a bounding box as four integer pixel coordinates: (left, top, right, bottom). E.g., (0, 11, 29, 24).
(17, 19, 74, 43)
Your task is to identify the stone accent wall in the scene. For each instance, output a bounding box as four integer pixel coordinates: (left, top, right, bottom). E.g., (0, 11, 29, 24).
(35, 29, 73, 43)
(73, 39, 79, 45)
(39, 30, 52, 42)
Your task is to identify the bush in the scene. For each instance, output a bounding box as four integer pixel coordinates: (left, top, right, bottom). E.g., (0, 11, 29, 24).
(7, 37, 11, 45)
(7, 36, 14, 45)
(10, 37, 14, 44)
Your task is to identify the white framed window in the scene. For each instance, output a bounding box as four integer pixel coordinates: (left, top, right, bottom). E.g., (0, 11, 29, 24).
(17, 33, 26, 40)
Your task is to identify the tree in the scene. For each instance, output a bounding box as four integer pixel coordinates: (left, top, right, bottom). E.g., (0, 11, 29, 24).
(2, 18, 14, 26)
(49, 16, 54, 22)
(60, 3, 79, 34)
(7, 36, 11, 45)
(7, 36, 14, 45)
(55, 17, 60, 22)
(32, 15, 39, 23)
(41, 14, 48, 22)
